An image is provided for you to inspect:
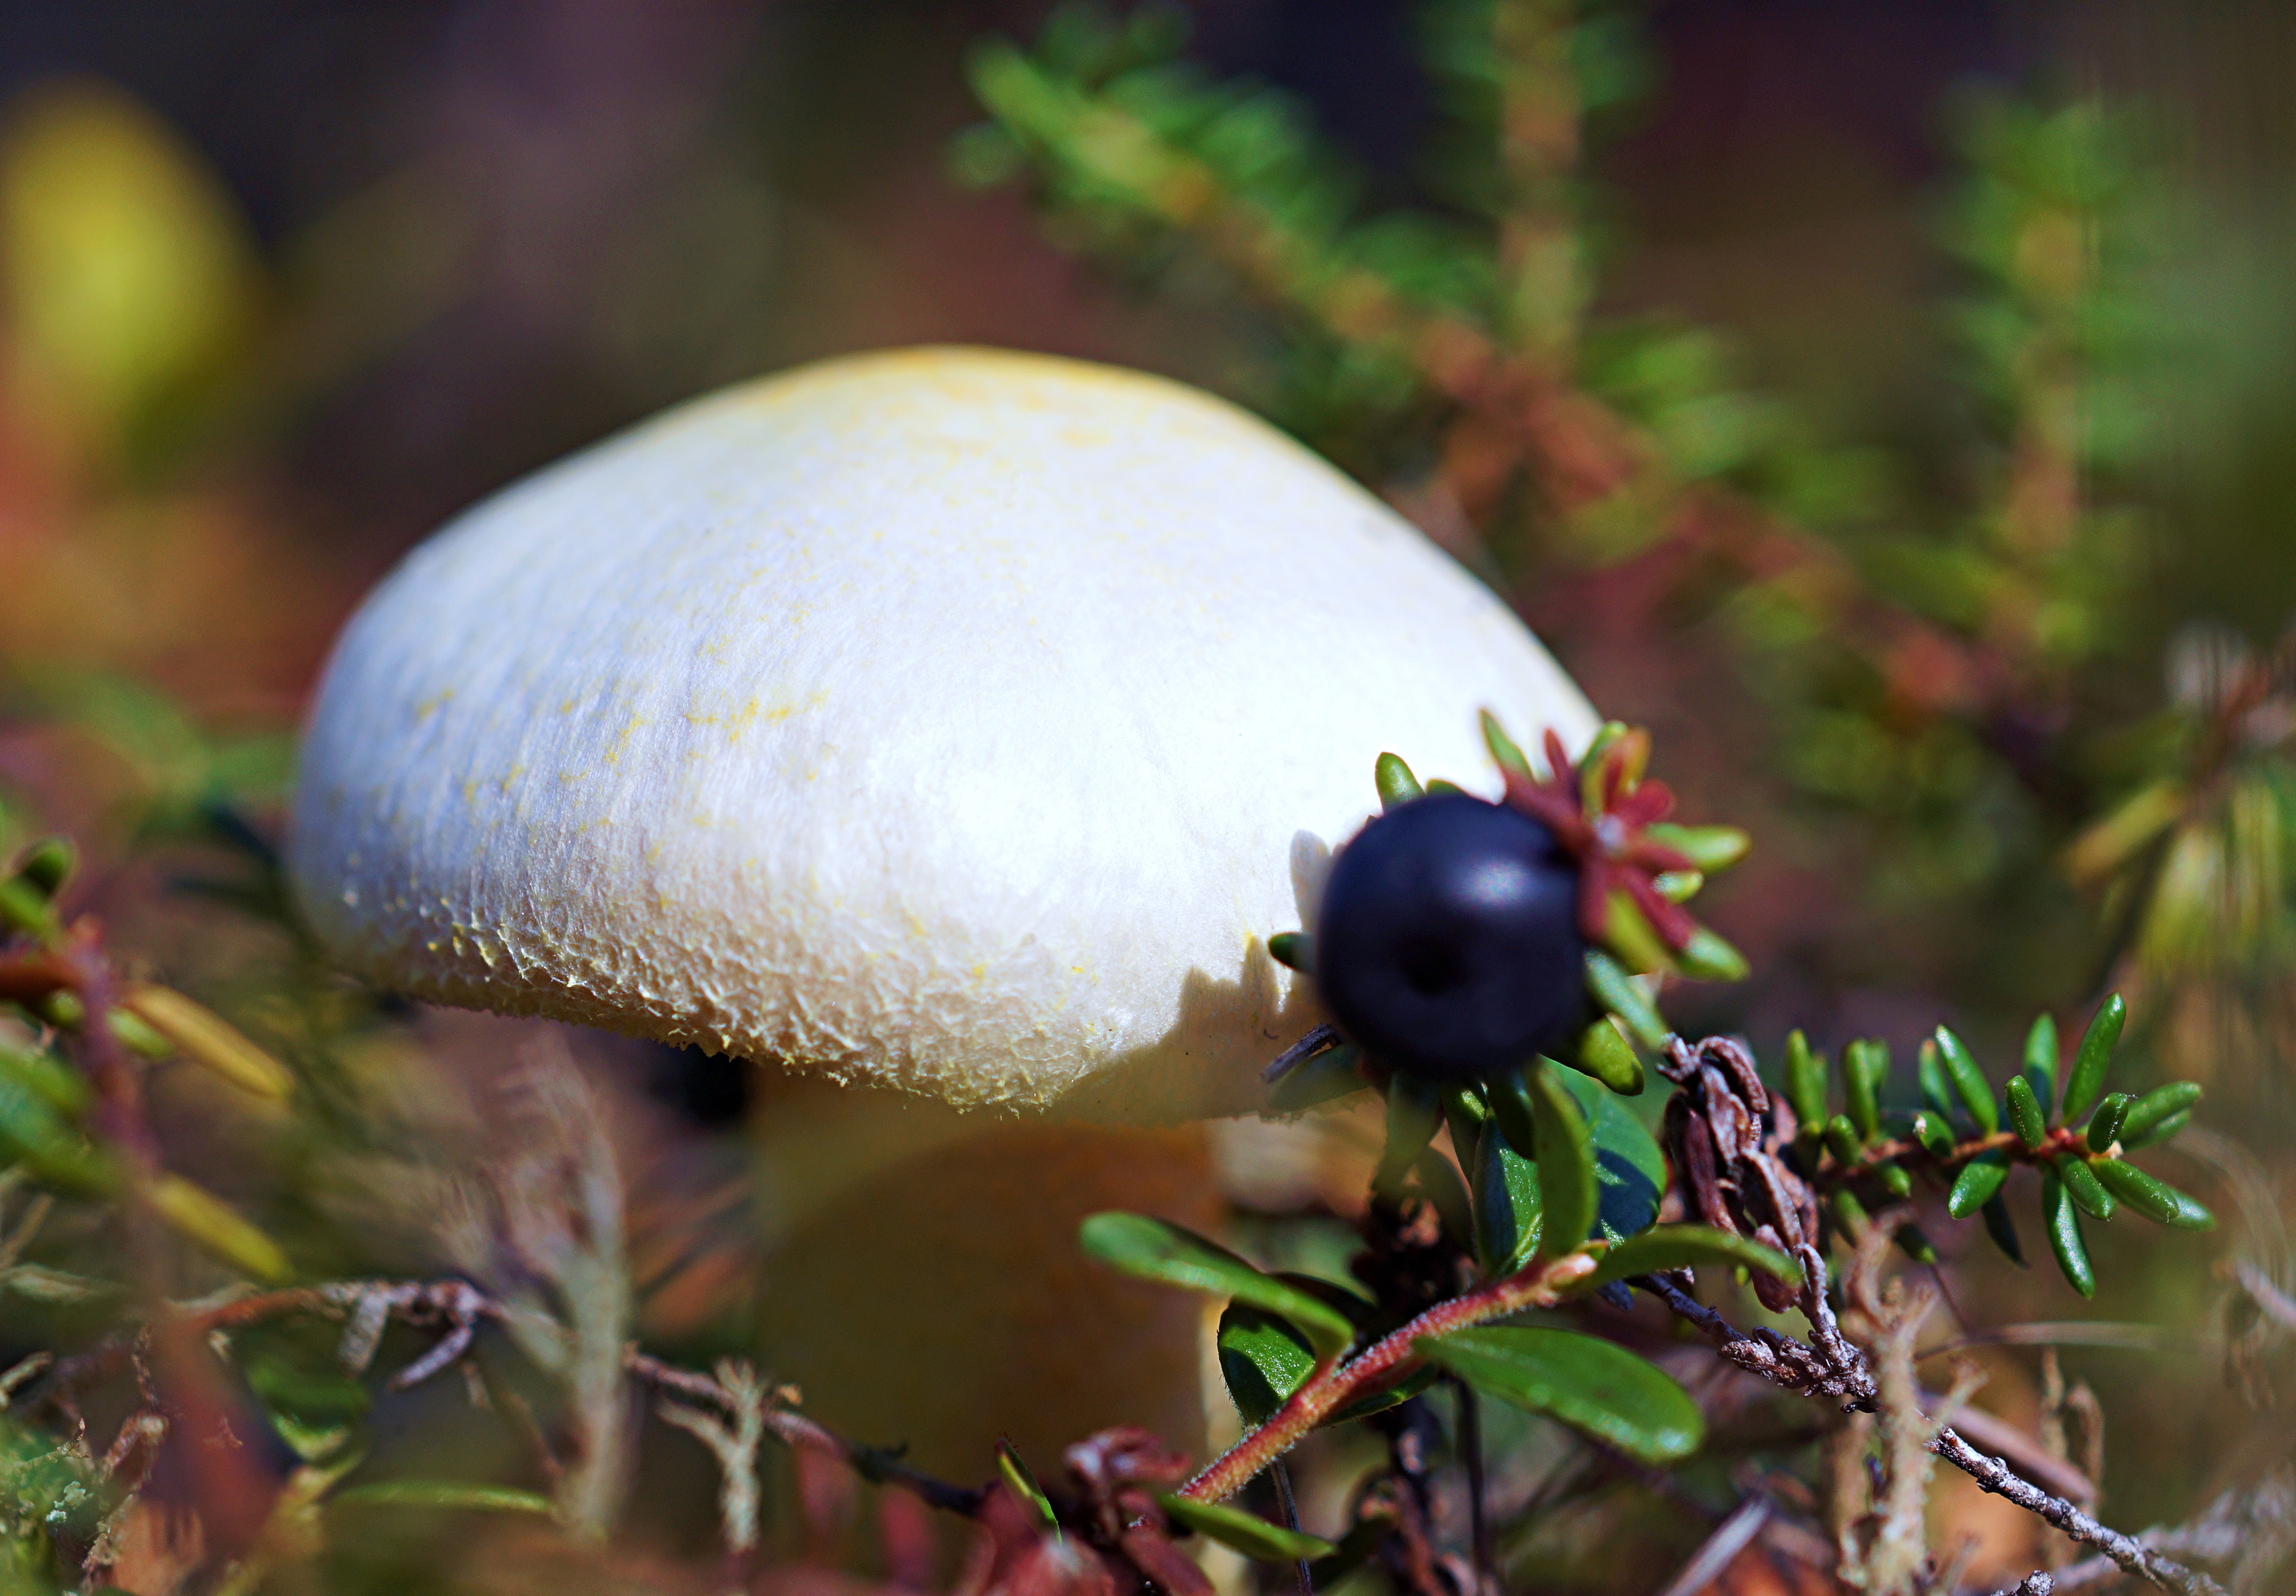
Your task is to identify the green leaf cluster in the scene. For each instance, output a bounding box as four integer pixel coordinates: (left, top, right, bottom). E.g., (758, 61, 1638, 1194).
(1934, 1002, 2211, 1296)
(1778, 995, 2211, 1298)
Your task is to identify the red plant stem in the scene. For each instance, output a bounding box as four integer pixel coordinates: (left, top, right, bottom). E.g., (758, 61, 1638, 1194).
(1179, 1250, 1599, 1503)
(1830, 1125, 2094, 1190)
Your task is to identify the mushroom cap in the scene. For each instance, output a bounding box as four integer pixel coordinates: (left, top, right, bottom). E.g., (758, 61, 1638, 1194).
(287, 347, 1597, 1121)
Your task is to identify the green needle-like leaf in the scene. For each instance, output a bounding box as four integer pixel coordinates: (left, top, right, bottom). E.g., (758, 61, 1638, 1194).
(1585, 950, 1667, 1049)
(1674, 927, 1749, 983)
(997, 1442, 1059, 1531)
(1842, 1039, 1886, 1142)
(1823, 1115, 1862, 1167)
(2086, 1092, 2131, 1153)
(0, 1045, 89, 1120)
(2123, 1108, 2193, 1150)
(1948, 1151, 2012, 1220)
(1528, 1060, 1596, 1263)
(1267, 932, 1313, 973)
(1078, 1213, 1356, 1360)
(1573, 1016, 1645, 1095)
(1580, 723, 1632, 797)
(2006, 1077, 2048, 1151)
(1468, 1068, 1659, 1252)
(2022, 1013, 2059, 1118)
(2042, 1171, 2095, 1298)
(331, 1481, 555, 1515)
(1652, 870, 1703, 903)
(145, 1174, 291, 1282)
(1911, 1110, 1956, 1158)
(16, 836, 75, 897)
(1981, 1194, 2026, 1267)
(1442, 1086, 1487, 1174)
(1918, 1039, 1954, 1120)
(1641, 822, 1751, 873)
(1473, 1124, 1543, 1275)
(2062, 995, 2125, 1121)
(1934, 1026, 1998, 1135)
(2054, 1155, 2116, 1221)
(0, 1068, 119, 1197)
(0, 876, 58, 941)
(1601, 892, 1676, 978)
(1489, 1065, 1539, 1160)
(1782, 1030, 1827, 1131)
(1555, 1068, 1665, 1242)
(1160, 1494, 1336, 1563)
(1217, 1305, 1316, 1427)
(1480, 709, 1534, 781)
(2090, 1160, 2215, 1231)
(2119, 1082, 2202, 1145)
(1375, 752, 1424, 810)
(1415, 1326, 1703, 1463)
(1586, 1225, 1802, 1290)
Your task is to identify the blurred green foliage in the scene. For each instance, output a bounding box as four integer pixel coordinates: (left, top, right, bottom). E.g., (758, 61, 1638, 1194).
(0, 3, 2288, 1593)
(959, 0, 2296, 1077)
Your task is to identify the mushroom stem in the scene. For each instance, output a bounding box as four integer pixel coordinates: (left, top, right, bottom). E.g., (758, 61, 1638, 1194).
(1179, 1247, 1600, 1502)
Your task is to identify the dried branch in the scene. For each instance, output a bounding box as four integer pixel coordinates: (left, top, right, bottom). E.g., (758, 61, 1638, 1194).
(1995, 1576, 2055, 1596)
(1934, 1431, 2221, 1596)
(626, 1349, 986, 1519)
(17, 1260, 988, 1575)
(1637, 1250, 1872, 1408)
(0, 1351, 51, 1408)
(647, 1357, 769, 1557)
(1834, 1216, 1979, 1596)
(1936, 1396, 2097, 1511)
(473, 1044, 635, 1536)
(1636, 1242, 2228, 1596)
(2036, 1468, 2296, 1595)
(1361, 1406, 1458, 1596)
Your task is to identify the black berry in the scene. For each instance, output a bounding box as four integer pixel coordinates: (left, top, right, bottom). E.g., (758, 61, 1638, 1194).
(1314, 793, 1585, 1082)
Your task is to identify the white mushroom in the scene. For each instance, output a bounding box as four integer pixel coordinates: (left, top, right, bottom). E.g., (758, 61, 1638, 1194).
(287, 345, 1598, 1471)
(290, 346, 1596, 1118)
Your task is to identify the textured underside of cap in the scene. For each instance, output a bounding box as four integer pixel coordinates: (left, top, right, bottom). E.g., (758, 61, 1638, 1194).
(287, 347, 1598, 1121)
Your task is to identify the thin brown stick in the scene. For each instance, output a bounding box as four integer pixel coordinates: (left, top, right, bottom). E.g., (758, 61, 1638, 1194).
(626, 1349, 986, 1518)
(20, 1269, 991, 1541)
(1635, 1257, 2226, 1596)
(1271, 1460, 1313, 1596)
(1262, 1024, 1343, 1084)
(2044, 1467, 2296, 1593)
(1933, 1429, 2221, 1596)
(2234, 1258, 2296, 1333)
(1650, 1496, 1770, 1596)
(1454, 1379, 1492, 1596)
